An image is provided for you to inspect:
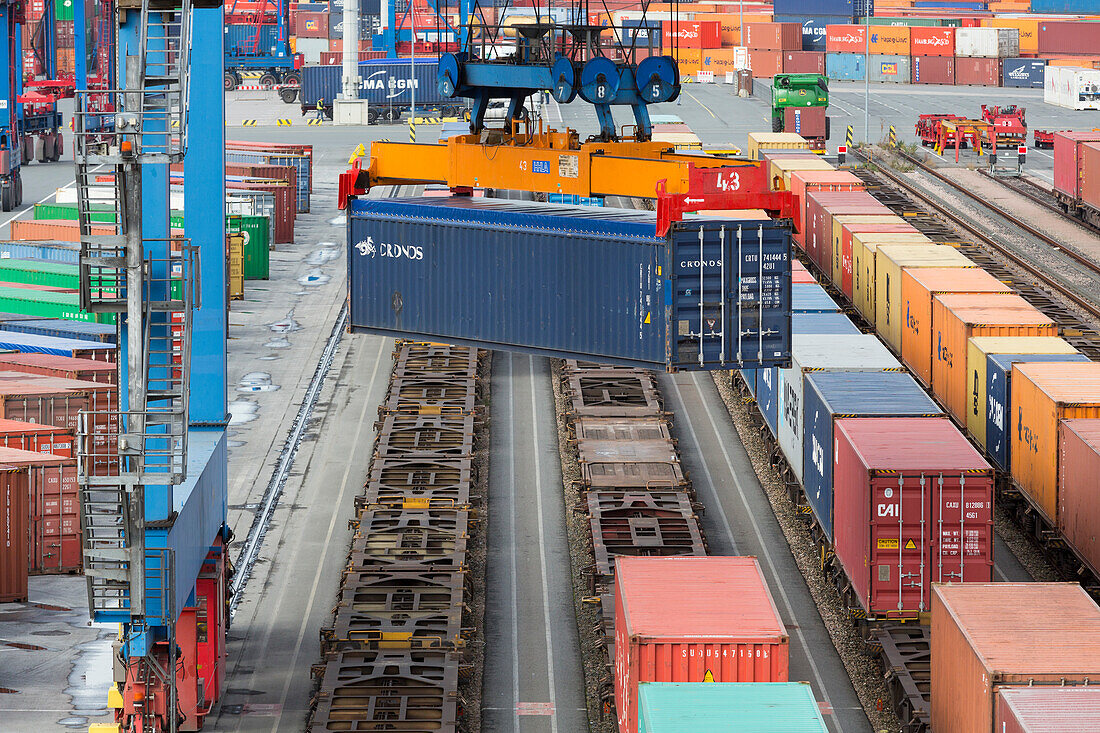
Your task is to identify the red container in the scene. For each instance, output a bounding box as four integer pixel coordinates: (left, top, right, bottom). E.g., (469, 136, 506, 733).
(748, 49, 782, 78)
(0, 465, 29, 601)
(910, 27, 954, 57)
(789, 170, 865, 244)
(1057, 419, 1100, 579)
(1079, 141, 1100, 213)
(661, 20, 721, 49)
(1038, 20, 1096, 55)
(833, 417, 994, 618)
(226, 180, 294, 244)
(840, 222, 917, 299)
(782, 51, 825, 74)
(227, 141, 313, 193)
(954, 56, 1001, 86)
(0, 418, 73, 456)
(295, 11, 328, 38)
(226, 163, 299, 214)
(784, 105, 826, 139)
(1053, 131, 1100, 202)
(997, 686, 1100, 733)
(911, 55, 956, 85)
(614, 556, 789, 733)
(0, 381, 90, 433)
(319, 50, 388, 64)
(826, 24, 866, 54)
(0, 353, 117, 385)
(0, 447, 80, 574)
(805, 191, 893, 273)
(744, 22, 802, 51)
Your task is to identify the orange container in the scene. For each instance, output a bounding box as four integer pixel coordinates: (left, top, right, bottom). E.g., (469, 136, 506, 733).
(10, 219, 112, 242)
(868, 25, 910, 56)
(748, 49, 782, 78)
(788, 170, 864, 243)
(910, 26, 955, 57)
(932, 583, 1100, 733)
(695, 13, 741, 46)
(984, 17, 1038, 53)
(1012, 361, 1100, 525)
(931, 294, 1056, 422)
(900, 268, 1013, 385)
(700, 47, 745, 74)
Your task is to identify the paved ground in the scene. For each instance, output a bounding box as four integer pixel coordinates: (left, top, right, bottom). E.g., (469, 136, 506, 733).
(483, 354, 588, 733)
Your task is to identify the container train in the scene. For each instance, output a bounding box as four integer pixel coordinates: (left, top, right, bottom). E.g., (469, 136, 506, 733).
(1052, 130, 1100, 229)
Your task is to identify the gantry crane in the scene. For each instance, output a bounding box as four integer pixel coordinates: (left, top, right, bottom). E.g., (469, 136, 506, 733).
(74, 0, 227, 729)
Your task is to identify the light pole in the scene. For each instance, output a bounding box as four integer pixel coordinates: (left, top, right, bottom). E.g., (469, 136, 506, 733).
(863, 1, 870, 143)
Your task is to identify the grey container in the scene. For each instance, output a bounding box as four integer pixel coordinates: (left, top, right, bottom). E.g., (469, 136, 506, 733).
(347, 197, 793, 371)
(869, 55, 910, 83)
(0, 241, 79, 265)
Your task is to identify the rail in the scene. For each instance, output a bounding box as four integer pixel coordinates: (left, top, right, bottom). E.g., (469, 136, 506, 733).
(981, 171, 1100, 238)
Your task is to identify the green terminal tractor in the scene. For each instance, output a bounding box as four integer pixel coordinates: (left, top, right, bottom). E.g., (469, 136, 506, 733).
(771, 73, 830, 151)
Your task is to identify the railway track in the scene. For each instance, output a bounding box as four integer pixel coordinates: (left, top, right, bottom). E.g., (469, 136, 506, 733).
(850, 151, 1100, 359)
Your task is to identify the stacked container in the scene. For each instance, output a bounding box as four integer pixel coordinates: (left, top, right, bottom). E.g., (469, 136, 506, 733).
(1057, 419, 1100, 579)
(0, 446, 80, 573)
(854, 238, 957, 326)
(985, 351, 1091, 473)
(930, 294, 1057, 421)
(804, 191, 892, 274)
(996, 687, 1100, 733)
(614, 557, 788, 733)
(1045, 66, 1100, 111)
(788, 169, 864, 242)
(931, 583, 1100, 733)
(0, 465, 30, 601)
(912, 54, 955, 84)
(835, 418, 993, 617)
(635, 683, 829, 733)
(802, 371, 943, 544)
(1011, 362, 1100, 526)
(831, 216, 913, 294)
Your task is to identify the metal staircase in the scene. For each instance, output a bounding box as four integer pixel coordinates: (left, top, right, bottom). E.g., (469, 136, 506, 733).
(75, 0, 196, 635)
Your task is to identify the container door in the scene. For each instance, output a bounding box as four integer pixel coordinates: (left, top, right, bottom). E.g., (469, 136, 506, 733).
(670, 222, 791, 371)
(932, 472, 994, 585)
(869, 474, 928, 615)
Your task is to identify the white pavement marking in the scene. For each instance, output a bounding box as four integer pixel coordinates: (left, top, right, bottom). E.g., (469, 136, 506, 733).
(507, 354, 521, 733)
(0, 166, 93, 229)
(669, 375, 839, 729)
(529, 355, 560, 733)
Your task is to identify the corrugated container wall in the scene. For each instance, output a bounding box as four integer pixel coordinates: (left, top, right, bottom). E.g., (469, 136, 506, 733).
(1031, 0, 1100, 10)
(0, 418, 73, 455)
(1012, 362, 1100, 526)
(836, 222, 917, 298)
(996, 686, 1100, 733)
(776, 333, 903, 531)
(931, 583, 1100, 733)
(869, 55, 909, 83)
(1038, 20, 1099, 55)
(911, 26, 954, 56)
(857, 238, 952, 327)
(745, 22, 803, 51)
(955, 27, 1020, 57)
(826, 52, 865, 80)
(1080, 142, 1100, 214)
(912, 55, 956, 84)
(985, 352, 1090, 473)
(0, 466, 29, 601)
(955, 57, 1002, 85)
(1058, 419, 1100, 579)
(772, 15, 851, 52)
(774, 0, 859, 17)
(782, 51, 825, 74)
(614, 557, 789, 733)
(834, 418, 993, 618)
(348, 198, 792, 372)
(637, 683, 829, 733)
(1002, 58, 1046, 88)
(1053, 131, 1100, 202)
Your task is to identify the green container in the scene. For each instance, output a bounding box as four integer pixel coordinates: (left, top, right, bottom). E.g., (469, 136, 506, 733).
(0, 286, 113, 324)
(55, 0, 74, 20)
(227, 215, 270, 279)
(862, 16, 961, 26)
(637, 683, 829, 733)
(35, 203, 186, 229)
(0, 259, 80, 290)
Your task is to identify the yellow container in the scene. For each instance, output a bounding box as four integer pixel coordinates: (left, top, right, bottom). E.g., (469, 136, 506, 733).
(228, 233, 244, 301)
(850, 232, 932, 324)
(830, 214, 905, 287)
(746, 132, 810, 160)
(768, 158, 833, 191)
(874, 243, 975, 353)
(1012, 362, 1100, 525)
(965, 336, 1080, 448)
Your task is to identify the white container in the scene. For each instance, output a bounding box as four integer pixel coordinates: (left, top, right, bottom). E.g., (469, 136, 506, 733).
(776, 334, 902, 483)
(1044, 65, 1100, 111)
(295, 37, 329, 65)
(955, 28, 1020, 58)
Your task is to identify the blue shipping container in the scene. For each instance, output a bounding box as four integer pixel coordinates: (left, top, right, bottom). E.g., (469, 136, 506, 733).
(621, 19, 662, 48)
(793, 312, 862, 335)
(300, 59, 446, 110)
(0, 241, 79, 265)
(793, 283, 842, 313)
(0, 330, 116, 358)
(225, 24, 285, 58)
(985, 352, 1090, 472)
(827, 53, 865, 81)
(774, 14, 854, 51)
(347, 197, 793, 371)
(802, 371, 942, 540)
(1030, 0, 1098, 11)
(1002, 58, 1046, 88)
(3, 319, 117, 344)
(547, 194, 605, 206)
(775, 0, 866, 20)
(913, 0, 987, 7)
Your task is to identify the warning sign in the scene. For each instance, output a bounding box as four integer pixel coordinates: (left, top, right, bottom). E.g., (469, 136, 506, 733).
(877, 538, 898, 549)
(703, 670, 715, 682)
(558, 154, 579, 179)
(905, 539, 917, 550)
